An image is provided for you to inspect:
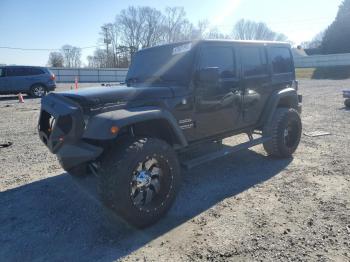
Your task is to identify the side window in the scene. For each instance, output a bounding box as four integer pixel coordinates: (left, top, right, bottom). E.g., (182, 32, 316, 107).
(241, 47, 268, 77)
(6, 68, 26, 77)
(29, 68, 45, 75)
(22, 68, 33, 76)
(6, 68, 18, 77)
(270, 47, 293, 74)
(199, 46, 236, 78)
(0, 68, 3, 77)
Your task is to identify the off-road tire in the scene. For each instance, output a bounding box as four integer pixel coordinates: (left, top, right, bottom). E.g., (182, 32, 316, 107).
(345, 99, 350, 108)
(30, 84, 47, 98)
(263, 108, 302, 158)
(97, 137, 181, 228)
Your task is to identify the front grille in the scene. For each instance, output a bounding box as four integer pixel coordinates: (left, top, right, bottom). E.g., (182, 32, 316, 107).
(39, 110, 53, 144)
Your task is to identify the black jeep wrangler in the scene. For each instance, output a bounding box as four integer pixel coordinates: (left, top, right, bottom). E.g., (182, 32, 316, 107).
(38, 40, 302, 228)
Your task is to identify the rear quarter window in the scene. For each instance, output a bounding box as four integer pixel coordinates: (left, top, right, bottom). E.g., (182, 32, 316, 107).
(270, 47, 293, 74)
(241, 46, 268, 77)
(29, 68, 45, 75)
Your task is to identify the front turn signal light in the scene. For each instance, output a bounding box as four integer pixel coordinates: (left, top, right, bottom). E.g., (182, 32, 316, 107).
(110, 126, 119, 135)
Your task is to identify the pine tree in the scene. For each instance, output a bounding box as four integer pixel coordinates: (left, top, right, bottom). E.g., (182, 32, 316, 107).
(321, 0, 350, 54)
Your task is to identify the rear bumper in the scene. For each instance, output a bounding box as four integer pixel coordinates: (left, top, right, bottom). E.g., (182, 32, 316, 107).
(47, 82, 56, 91)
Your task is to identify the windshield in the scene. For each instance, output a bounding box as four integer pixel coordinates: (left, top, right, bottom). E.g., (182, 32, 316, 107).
(126, 42, 195, 86)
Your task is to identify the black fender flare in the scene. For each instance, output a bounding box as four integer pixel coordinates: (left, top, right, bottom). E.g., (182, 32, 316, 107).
(259, 88, 299, 127)
(83, 107, 188, 147)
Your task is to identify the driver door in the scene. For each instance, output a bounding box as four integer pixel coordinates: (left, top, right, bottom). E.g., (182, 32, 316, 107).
(194, 44, 243, 139)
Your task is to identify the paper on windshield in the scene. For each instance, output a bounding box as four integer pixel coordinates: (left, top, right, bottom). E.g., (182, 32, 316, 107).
(172, 43, 192, 55)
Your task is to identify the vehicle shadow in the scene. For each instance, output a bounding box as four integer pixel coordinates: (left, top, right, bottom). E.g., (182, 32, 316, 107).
(338, 106, 350, 111)
(0, 94, 35, 102)
(0, 149, 291, 261)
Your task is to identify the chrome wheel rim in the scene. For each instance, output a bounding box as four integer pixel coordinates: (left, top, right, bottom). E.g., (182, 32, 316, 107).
(131, 157, 162, 208)
(284, 119, 299, 148)
(33, 86, 46, 97)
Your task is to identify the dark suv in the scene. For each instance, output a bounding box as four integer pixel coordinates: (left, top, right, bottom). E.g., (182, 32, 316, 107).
(0, 66, 56, 97)
(38, 40, 302, 228)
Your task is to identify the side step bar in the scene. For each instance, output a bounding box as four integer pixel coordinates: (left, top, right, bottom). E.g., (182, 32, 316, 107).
(182, 137, 271, 170)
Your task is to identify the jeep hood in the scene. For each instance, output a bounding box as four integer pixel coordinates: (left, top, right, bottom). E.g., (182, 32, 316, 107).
(59, 85, 174, 107)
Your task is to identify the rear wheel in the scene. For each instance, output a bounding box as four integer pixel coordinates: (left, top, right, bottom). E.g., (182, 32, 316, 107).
(97, 137, 181, 228)
(263, 108, 302, 158)
(30, 84, 47, 98)
(345, 99, 350, 108)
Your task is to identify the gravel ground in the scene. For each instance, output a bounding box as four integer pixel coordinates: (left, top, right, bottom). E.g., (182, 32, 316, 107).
(0, 80, 349, 261)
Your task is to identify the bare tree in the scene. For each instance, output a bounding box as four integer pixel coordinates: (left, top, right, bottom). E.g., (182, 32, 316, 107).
(140, 7, 164, 48)
(47, 52, 64, 67)
(87, 49, 107, 68)
(89, 6, 294, 68)
(300, 31, 325, 49)
(191, 20, 209, 40)
(206, 27, 230, 39)
(99, 23, 119, 67)
(163, 7, 190, 43)
(116, 6, 146, 55)
(232, 19, 287, 41)
(61, 45, 81, 68)
(87, 56, 96, 68)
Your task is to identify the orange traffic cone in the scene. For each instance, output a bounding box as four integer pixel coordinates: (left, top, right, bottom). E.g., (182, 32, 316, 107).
(75, 77, 78, 89)
(18, 93, 24, 103)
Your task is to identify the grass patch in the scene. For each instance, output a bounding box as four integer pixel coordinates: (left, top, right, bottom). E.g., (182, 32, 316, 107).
(296, 66, 350, 80)
(296, 68, 316, 79)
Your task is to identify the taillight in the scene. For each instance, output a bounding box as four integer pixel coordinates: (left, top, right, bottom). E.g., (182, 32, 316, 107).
(51, 74, 56, 81)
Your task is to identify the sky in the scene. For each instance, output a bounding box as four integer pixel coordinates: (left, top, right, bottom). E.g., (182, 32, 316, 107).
(0, 0, 343, 66)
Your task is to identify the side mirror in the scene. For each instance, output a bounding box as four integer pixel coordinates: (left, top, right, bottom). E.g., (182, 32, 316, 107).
(198, 67, 220, 83)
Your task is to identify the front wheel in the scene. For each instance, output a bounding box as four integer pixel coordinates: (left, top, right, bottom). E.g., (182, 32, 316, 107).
(97, 137, 181, 228)
(30, 84, 47, 98)
(345, 99, 350, 108)
(263, 108, 302, 158)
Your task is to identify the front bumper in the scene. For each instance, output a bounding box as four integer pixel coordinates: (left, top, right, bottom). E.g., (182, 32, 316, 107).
(57, 142, 103, 170)
(47, 81, 57, 91)
(38, 93, 103, 170)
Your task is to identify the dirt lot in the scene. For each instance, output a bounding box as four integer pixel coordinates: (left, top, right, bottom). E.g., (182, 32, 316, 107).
(0, 80, 349, 261)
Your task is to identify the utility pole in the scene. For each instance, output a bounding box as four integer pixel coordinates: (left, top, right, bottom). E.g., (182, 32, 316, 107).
(103, 26, 111, 68)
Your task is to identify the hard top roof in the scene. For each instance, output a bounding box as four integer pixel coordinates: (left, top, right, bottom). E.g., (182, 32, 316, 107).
(139, 39, 291, 52)
(0, 65, 46, 68)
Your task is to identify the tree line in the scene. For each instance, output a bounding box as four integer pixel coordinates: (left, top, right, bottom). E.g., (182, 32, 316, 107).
(301, 0, 350, 54)
(47, 6, 289, 68)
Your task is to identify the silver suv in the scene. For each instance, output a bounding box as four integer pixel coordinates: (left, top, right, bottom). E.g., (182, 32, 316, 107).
(0, 66, 56, 98)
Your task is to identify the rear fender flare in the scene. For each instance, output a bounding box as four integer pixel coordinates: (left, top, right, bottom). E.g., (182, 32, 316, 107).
(259, 88, 299, 126)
